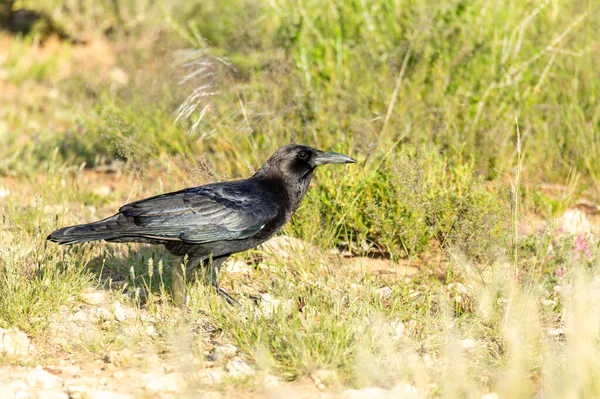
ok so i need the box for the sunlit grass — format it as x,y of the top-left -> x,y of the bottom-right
0,0 -> 599,396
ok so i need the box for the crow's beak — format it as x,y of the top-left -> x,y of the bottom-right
314,150 -> 356,166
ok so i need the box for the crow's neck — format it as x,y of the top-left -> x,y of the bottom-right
253,170 -> 313,218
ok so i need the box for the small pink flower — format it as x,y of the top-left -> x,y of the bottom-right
536,224 -> 545,234
519,223 -> 527,235
574,235 -> 593,260
556,266 -> 567,278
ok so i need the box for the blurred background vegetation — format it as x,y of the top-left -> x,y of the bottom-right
2,1 -> 600,393
1,0 -> 598,261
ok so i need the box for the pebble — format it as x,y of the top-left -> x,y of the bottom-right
343,387 -> 388,399
260,235 -> 312,261
376,287 -> 392,299
0,327 -> 31,356
264,374 -> 280,388
225,260 -> 251,274
70,389 -> 132,399
106,349 -> 133,366
93,185 -> 112,197
96,307 -> 114,321
312,369 -> 337,389
344,384 -> 422,399
89,391 -> 133,399
548,328 -> 564,336
71,310 -> 89,322
211,344 -> 238,362
145,325 -> 157,336
199,368 -> 225,385
109,68 -> 130,87
225,357 -> 255,378
390,320 -> 405,338
391,383 -> 422,398
113,301 -> 126,322
258,293 -> 293,317
81,291 -> 106,306
26,368 -> 62,389
143,373 -> 187,393
459,339 -> 476,350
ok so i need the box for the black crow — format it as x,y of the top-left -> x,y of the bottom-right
48,145 -> 355,306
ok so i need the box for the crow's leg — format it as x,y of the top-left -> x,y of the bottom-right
217,287 -> 241,306
202,256 -> 240,306
172,255 -> 202,308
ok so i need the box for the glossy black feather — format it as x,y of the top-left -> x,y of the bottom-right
117,181 -> 279,244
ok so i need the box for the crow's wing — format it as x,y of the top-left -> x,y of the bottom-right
117,182 -> 278,244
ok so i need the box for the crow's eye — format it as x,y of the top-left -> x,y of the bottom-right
297,151 -> 309,160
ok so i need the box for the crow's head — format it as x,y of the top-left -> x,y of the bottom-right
255,144 -> 355,182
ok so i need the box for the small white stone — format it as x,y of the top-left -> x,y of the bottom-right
107,349 -> 133,366
144,373 -> 187,393
113,301 -> 126,322
93,185 -> 112,197
46,391 -> 71,399
225,260 -> 251,274
69,388 -> 131,399
548,328 -> 564,336
226,357 -> 255,378
96,307 -> 114,321
460,339 -> 476,350
376,287 -> 392,299
124,307 -> 138,320
4,380 -> 31,399
0,187 -> 10,197
71,310 -> 89,322
81,291 -> 106,305
48,88 -> 60,99
312,369 -> 337,389
26,368 -> 62,389
259,295 -> 294,318
260,235 -> 312,261
43,204 -> 68,214
390,320 -> 405,338
456,283 -> 469,294
0,327 -> 31,356
408,290 -> 420,299
199,369 -> 225,385
145,325 -> 157,336
391,383 -> 422,398
88,391 -> 132,399
542,298 -> 557,307
343,387 -> 388,399
211,344 -> 238,362
422,353 -> 434,367
349,283 -> 361,292
264,374 -> 280,388
109,67 -> 130,86
261,293 -> 273,302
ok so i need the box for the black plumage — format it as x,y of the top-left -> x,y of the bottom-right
48,144 -> 355,305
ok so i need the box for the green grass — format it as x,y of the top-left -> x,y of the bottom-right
1,0 -> 600,396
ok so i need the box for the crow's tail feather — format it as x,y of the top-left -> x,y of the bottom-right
47,215 -> 122,245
